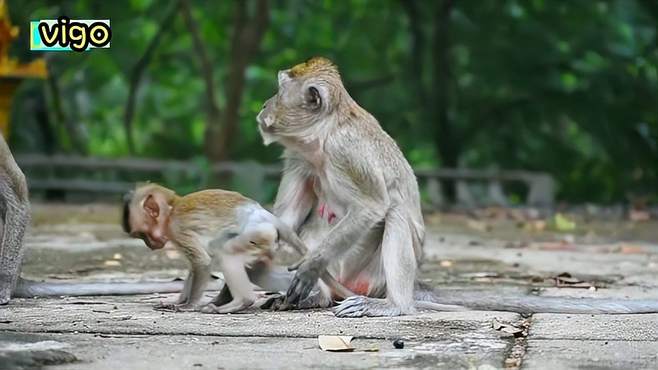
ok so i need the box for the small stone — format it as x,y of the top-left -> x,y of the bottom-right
392,339 -> 404,349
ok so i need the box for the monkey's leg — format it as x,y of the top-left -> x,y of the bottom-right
334,207 -> 416,317
209,261 -> 278,308
0,182 -> 29,305
209,284 -> 233,307
155,243 -> 211,311
154,270 -> 197,311
201,254 -> 255,314
202,226 -> 280,314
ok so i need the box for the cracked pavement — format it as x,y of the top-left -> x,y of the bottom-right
1,204 -> 658,369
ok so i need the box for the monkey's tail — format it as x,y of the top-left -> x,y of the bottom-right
13,278 -> 184,298
419,288 -> 658,314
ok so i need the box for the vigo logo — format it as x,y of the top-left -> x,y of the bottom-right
30,16 -> 111,52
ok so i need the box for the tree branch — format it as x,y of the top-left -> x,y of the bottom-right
180,0 -> 223,160
124,0 -> 180,154
400,0 -> 428,106
45,57 -> 87,154
214,0 -> 270,162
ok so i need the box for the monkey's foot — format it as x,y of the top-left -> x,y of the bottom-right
200,299 -> 254,314
261,291 -> 331,311
260,293 -> 292,310
334,296 -> 408,317
199,303 -> 221,314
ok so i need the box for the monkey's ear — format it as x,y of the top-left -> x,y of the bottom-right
143,194 -> 160,218
305,86 -> 322,109
121,191 -> 134,233
278,70 -> 291,86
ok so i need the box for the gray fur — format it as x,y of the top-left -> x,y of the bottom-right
259,58 -> 658,317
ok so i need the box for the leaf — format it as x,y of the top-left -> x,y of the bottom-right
526,220 -> 547,232
618,244 -> 646,254
492,318 -> 527,338
466,219 -> 492,232
318,336 -> 354,352
629,210 -> 650,222
551,272 -> 597,289
553,213 -> 576,231
553,272 -> 583,284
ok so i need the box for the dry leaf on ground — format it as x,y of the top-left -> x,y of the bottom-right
466,219 -> 492,232
617,244 -> 646,254
318,336 -> 354,352
535,241 -> 576,251
551,272 -> 597,289
629,209 -> 650,222
491,318 -> 527,338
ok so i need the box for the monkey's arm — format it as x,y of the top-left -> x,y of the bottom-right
273,217 -> 355,300
272,154 -> 316,230
287,161 -> 389,303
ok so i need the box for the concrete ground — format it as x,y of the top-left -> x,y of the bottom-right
1,204 -> 658,370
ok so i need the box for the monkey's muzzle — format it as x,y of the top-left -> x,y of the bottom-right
257,107 -> 276,131
133,232 -> 166,250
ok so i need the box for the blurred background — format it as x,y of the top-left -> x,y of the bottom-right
3,0 -> 657,208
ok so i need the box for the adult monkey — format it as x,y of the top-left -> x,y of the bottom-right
257,57 -> 658,317
0,134 -> 182,304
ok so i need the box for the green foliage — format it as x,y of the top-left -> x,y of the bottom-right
6,0 -> 658,203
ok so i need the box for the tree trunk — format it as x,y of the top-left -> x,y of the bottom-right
214,0 -> 269,162
432,0 -> 457,201
45,59 -> 87,155
182,0 -> 269,163
124,0 -> 180,154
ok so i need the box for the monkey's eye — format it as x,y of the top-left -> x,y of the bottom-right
305,86 -> 321,109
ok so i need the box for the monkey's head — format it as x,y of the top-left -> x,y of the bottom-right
257,57 -> 345,145
122,183 -> 176,250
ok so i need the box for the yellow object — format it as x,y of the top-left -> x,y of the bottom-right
553,213 -> 576,231
0,0 -> 47,138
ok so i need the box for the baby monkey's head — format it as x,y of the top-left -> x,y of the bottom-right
122,183 -> 176,250
257,57 -> 346,145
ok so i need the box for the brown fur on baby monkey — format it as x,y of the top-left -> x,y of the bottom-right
122,183 -> 352,314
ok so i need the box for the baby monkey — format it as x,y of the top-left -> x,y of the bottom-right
122,183 -> 351,314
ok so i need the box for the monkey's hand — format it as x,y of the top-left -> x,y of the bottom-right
286,256 -> 326,304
